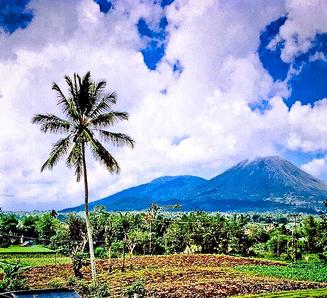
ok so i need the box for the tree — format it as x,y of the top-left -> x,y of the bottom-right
19,215 -> 39,239
65,214 -> 88,278
32,71 -> 134,285
36,212 -> 59,243
302,215 -> 318,253
144,203 -> 160,254
0,213 -> 19,247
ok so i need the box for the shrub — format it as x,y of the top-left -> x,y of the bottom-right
48,277 -> 65,289
126,279 -> 146,298
0,261 -> 29,292
95,246 -> 106,258
77,280 -> 111,297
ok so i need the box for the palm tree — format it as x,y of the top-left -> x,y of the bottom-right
32,71 -> 134,285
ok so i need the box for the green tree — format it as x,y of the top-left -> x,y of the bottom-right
32,71 -> 134,285
19,215 -> 39,239
302,215 -> 319,253
36,212 -> 59,242
0,213 -> 19,247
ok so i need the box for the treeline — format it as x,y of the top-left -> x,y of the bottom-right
1,206 -> 327,270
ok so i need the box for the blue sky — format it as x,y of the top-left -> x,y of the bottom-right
1,0 -> 327,210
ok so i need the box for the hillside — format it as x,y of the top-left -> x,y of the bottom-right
62,156 -> 327,213
62,175 -> 207,212
185,156 -> 327,213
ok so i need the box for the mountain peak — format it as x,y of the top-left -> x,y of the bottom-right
62,156 -> 327,214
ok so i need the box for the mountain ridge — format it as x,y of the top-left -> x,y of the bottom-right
61,156 -> 327,214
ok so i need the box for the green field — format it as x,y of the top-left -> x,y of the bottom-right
233,288 -> 327,297
1,256 -> 71,268
0,245 -> 54,254
236,261 -> 327,283
0,245 -> 70,273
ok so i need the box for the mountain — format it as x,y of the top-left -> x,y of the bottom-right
62,156 -> 327,213
62,175 -> 207,212
184,156 -> 327,213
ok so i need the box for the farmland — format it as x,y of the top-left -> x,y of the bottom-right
1,209 -> 327,296
15,255 -> 327,297
0,245 -> 54,254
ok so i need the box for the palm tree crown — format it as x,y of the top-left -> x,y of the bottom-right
32,71 -> 135,180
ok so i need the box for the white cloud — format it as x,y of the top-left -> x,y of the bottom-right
0,0 -> 326,211
287,99 -> 327,152
269,0 -> 327,63
301,157 -> 327,181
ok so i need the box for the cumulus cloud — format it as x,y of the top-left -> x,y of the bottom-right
301,156 -> 327,181
287,99 -> 327,151
269,0 -> 327,63
0,0 -> 326,210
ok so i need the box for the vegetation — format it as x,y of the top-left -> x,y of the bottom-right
233,288 -> 327,297
1,207 -> 327,296
1,257 -> 71,268
20,255 -> 326,297
31,71 -> 134,285
1,208 -> 327,263
0,261 -> 29,292
0,245 -> 54,254
236,261 -> 327,283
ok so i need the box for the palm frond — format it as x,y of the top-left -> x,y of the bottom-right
84,129 -> 120,174
66,141 -> 83,181
64,74 -> 83,116
77,72 -> 93,114
64,75 -> 77,101
97,130 -> 135,148
89,91 -> 117,117
41,135 -> 72,172
32,113 -> 72,134
52,82 -> 80,120
90,111 -> 129,128
85,80 -> 107,116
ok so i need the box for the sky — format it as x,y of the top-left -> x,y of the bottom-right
1,0 -> 327,211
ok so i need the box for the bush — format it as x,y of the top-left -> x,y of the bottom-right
95,246 -> 106,258
48,277 -> 65,289
77,280 -> 111,298
126,279 -> 146,298
111,241 -> 124,258
66,276 -> 77,287
0,261 -> 29,292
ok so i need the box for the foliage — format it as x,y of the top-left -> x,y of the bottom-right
1,256 -> 70,269
0,213 -> 19,247
0,245 -> 54,254
52,213 -> 88,278
0,261 -> 29,292
77,280 -> 111,297
126,279 -> 146,298
236,261 -> 327,283
36,212 -> 59,242
22,254 -> 325,298
232,287 -> 327,297
2,210 -> 327,262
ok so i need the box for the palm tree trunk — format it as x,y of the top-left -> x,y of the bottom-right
108,245 -> 112,272
82,142 -> 97,286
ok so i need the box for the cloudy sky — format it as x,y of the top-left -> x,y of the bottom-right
1,0 -> 327,211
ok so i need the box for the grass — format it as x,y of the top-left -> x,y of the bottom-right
232,287 -> 327,297
0,256 -> 71,273
0,245 -> 69,273
236,261 -> 327,283
0,245 -> 54,254
2,256 -> 71,267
